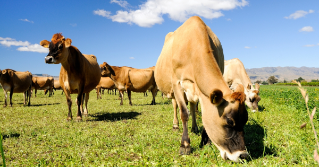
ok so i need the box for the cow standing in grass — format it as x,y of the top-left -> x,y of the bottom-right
100,63 -> 157,105
31,76 -> 54,97
96,77 -> 116,99
224,58 -> 261,112
155,16 -> 248,162
0,69 -> 32,107
40,33 -> 101,121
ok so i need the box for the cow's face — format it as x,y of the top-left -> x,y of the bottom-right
0,69 -> 14,82
245,83 -> 261,112
100,62 -> 115,77
40,33 -> 72,64
201,84 -> 248,162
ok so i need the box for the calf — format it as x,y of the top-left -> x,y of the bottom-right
0,69 -> 32,107
40,33 -> 101,121
155,16 -> 248,162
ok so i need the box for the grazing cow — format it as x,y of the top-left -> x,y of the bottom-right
224,58 -> 261,112
31,76 -> 54,97
0,69 -> 32,107
154,16 -> 248,162
44,79 -> 63,95
40,33 -> 101,121
96,77 -> 116,99
100,63 -> 157,105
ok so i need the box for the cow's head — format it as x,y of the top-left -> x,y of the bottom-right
40,33 -> 72,64
201,84 -> 248,162
100,62 -> 115,77
0,69 -> 15,82
244,83 -> 261,112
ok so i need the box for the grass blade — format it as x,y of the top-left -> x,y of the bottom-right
0,131 -> 6,167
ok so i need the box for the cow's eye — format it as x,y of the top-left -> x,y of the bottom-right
226,118 -> 234,126
58,44 -> 63,49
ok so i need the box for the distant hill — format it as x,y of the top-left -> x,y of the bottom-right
246,66 -> 319,82
32,74 -> 59,80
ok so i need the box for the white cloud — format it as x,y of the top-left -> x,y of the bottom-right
303,44 -> 315,47
94,9 -> 111,18
299,26 -> 314,32
284,10 -> 314,19
94,0 -> 249,27
70,23 -> 77,27
244,46 -> 250,49
0,37 -> 48,53
227,18 -> 231,21
129,57 -> 135,59
111,0 -> 129,8
19,19 -> 34,23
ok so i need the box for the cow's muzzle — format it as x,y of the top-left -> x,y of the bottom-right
45,56 -> 54,64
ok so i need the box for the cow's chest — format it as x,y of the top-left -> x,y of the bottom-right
2,83 -> 11,91
180,80 -> 199,103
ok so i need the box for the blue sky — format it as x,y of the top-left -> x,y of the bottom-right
0,0 -> 318,76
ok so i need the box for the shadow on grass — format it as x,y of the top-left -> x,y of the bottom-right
2,133 -> 20,140
258,105 -> 266,111
28,103 -> 61,107
88,111 -> 141,122
245,118 -> 277,159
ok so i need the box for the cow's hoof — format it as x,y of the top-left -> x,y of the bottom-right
67,117 -> 72,121
179,146 -> 191,155
3,105 -> 7,107
173,125 -> 179,131
76,117 -> 82,122
83,113 -> 88,117
191,127 -> 199,134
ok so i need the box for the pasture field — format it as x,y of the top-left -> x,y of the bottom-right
0,85 -> 319,166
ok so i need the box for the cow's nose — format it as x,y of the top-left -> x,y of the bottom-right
239,153 -> 249,159
45,56 -> 52,63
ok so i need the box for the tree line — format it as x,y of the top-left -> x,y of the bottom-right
254,76 -> 319,86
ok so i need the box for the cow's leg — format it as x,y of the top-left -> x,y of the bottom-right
3,90 -> 7,107
199,127 -> 211,148
115,89 -> 117,95
127,90 -> 132,106
119,91 -> 124,105
27,87 -> 31,106
34,89 -> 37,98
172,82 -> 191,155
76,93 -> 84,121
9,87 -> 14,107
151,88 -> 157,105
96,87 -> 101,99
79,93 -> 84,114
65,90 -> 73,121
190,102 -> 199,134
23,91 -> 26,105
83,93 -> 89,116
172,98 -> 179,130
49,88 -> 53,97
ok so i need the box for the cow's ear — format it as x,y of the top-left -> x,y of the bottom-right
254,83 -> 260,91
9,70 -> 14,77
246,84 -> 251,90
2,70 -> 7,74
210,89 -> 223,105
40,40 -> 50,48
65,38 -> 72,48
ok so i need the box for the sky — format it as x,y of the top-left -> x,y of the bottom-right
0,0 -> 318,76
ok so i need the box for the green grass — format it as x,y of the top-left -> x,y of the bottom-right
0,85 -> 318,166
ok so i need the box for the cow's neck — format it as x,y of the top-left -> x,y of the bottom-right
60,46 -> 83,78
108,66 -> 121,82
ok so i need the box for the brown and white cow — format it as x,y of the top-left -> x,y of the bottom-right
100,63 -> 157,105
0,69 -> 32,107
224,58 -> 261,112
155,16 -> 248,162
40,33 -> 101,121
31,76 -> 54,97
96,76 -> 116,99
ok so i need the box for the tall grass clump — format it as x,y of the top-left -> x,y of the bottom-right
294,80 -> 319,163
0,130 -> 6,167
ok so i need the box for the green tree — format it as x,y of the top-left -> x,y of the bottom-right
262,81 -> 268,85
296,77 -> 304,82
267,76 -> 278,85
311,79 -> 319,82
255,80 -> 262,84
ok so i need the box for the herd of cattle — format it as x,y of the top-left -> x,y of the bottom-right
0,16 -> 261,162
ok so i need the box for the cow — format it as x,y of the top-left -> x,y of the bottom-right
0,69 -> 32,107
40,33 -> 101,121
96,76 -> 116,99
100,63 -> 157,105
31,76 -> 54,97
154,16 -> 248,162
224,58 -> 261,112
44,79 -> 63,95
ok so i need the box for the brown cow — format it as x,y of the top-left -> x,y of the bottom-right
154,16 -> 248,162
224,58 -> 261,112
44,79 -> 63,95
0,69 -> 32,107
100,63 -> 157,105
96,76 -> 116,99
31,76 -> 54,97
40,33 -> 101,121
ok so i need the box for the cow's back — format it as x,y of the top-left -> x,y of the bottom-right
98,77 -> 115,89
224,58 -> 252,88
